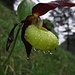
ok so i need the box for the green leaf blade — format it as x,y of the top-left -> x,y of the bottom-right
17,0 -> 34,21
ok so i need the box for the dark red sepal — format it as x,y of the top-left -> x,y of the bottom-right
32,1 -> 75,16
63,2 -> 75,7
6,23 -> 18,51
54,0 -> 75,7
32,3 -> 59,16
21,16 -> 32,57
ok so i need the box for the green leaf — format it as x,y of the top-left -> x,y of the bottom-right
17,0 -> 34,21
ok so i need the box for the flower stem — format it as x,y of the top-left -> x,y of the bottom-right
2,25 -> 21,68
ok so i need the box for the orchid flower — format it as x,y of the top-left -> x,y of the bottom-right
6,0 -> 75,57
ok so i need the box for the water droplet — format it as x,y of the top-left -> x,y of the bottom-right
50,51 -> 53,55
38,34 -> 40,37
34,38 -> 36,40
43,51 -> 46,54
40,39 -> 42,42
48,35 -> 51,37
49,44 -> 51,46
47,44 -> 50,49
34,48 -> 36,51
27,57 -> 30,60
48,51 -> 50,53
44,32 -> 47,34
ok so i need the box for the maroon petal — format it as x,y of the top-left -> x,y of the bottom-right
63,2 -> 75,7
32,1 -> 75,16
6,23 -> 18,51
32,3 -> 59,16
57,0 -> 66,1
21,17 -> 32,57
52,0 -> 75,7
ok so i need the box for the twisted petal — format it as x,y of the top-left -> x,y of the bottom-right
54,0 -> 75,7
32,0 -> 75,16
21,16 -> 32,57
6,23 -> 18,51
32,3 -> 58,16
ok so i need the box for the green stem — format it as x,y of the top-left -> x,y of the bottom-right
2,25 -> 21,68
27,58 -> 33,74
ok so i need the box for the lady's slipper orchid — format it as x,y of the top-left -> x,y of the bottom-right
6,0 -> 75,57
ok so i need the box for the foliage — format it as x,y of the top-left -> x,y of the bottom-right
0,0 -> 16,10
17,0 -> 34,21
0,0 -> 75,75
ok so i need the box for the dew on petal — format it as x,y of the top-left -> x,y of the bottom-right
38,34 -> 40,37
34,38 -> 37,40
44,32 -> 47,34
40,39 -> 42,42
46,44 -> 50,50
